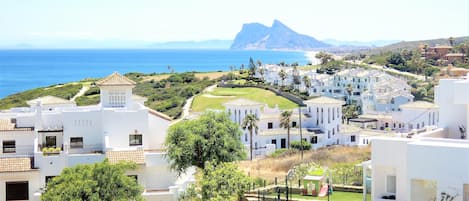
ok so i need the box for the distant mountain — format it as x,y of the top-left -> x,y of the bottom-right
149,40 -> 232,49
231,20 -> 330,50
321,39 -> 400,47
0,39 -> 233,49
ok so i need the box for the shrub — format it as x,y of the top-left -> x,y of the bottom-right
291,141 -> 311,150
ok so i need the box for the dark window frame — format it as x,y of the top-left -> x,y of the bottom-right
2,140 -> 16,153
70,137 -> 83,149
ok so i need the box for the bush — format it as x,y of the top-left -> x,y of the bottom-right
291,141 -> 311,150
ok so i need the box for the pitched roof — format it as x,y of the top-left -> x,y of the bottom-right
304,96 -> 345,105
106,149 -> 145,165
399,101 -> 438,109
26,95 -> 74,106
96,72 -> 136,86
0,157 -> 32,172
148,108 -> 172,121
223,98 -> 263,106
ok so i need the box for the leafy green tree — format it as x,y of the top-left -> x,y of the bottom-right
315,51 -> 334,65
179,162 -> 251,201
278,69 -> 287,86
41,160 -> 143,201
165,111 -> 245,175
342,105 -> 359,124
280,110 -> 293,149
386,52 -> 406,66
242,114 -> 258,160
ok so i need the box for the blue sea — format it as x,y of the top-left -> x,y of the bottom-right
0,49 -> 309,98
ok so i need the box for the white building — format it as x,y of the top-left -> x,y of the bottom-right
257,65 -> 413,114
224,96 -> 360,158
0,72 -> 194,201
369,76 -> 469,201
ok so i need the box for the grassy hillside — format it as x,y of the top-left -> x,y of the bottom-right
0,83 -> 83,110
0,72 -> 225,119
363,36 -> 469,55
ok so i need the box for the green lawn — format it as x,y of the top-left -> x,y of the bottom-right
268,191 -> 370,201
191,87 -> 298,112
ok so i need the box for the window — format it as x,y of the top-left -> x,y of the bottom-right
45,136 -> 57,148
268,122 -> 273,129
310,136 -> 318,144
6,181 -> 28,201
45,176 -> 56,184
271,139 -> 277,146
129,134 -> 143,146
386,175 -> 397,194
70,137 -> 83,149
2,140 -> 15,153
292,121 -> 297,128
245,134 -> 248,142
109,90 -> 126,107
351,135 -> 356,142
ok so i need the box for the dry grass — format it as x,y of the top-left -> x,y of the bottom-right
141,71 -> 229,82
237,146 -> 371,184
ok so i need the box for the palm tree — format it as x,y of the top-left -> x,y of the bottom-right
280,110 -> 293,149
302,75 -> 311,92
258,67 -> 265,80
423,44 -> 429,61
257,60 -> 262,67
242,114 -> 258,160
278,69 -> 287,87
346,84 -> 353,104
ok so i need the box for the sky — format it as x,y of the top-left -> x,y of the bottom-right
0,0 -> 468,45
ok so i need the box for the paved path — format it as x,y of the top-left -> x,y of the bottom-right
71,86 -> 89,101
172,84 -> 218,124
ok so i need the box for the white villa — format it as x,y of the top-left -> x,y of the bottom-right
224,96 -> 362,158
368,76 -> 469,201
257,65 -> 413,114
0,72 -> 194,201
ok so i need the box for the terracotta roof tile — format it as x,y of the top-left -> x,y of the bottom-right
96,72 -> 136,86
106,149 -> 145,165
0,157 -> 31,172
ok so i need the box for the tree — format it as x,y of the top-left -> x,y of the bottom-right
386,52 -> 406,66
241,114 -> 259,160
280,110 -> 293,149
258,67 -> 265,80
179,162 -> 251,201
292,66 -> 301,90
449,36 -> 455,46
256,59 -> 262,67
278,69 -> 287,86
248,57 -> 256,77
41,160 -> 143,201
165,111 -> 245,176
315,51 -> 334,65
302,75 -> 312,91
342,105 -> 359,124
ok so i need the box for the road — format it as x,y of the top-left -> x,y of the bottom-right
346,60 -> 425,81
172,83 -> 217,124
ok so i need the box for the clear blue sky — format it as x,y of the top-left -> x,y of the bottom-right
0,0 -> 468,44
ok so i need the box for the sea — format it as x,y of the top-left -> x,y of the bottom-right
0,49 -> 311,98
